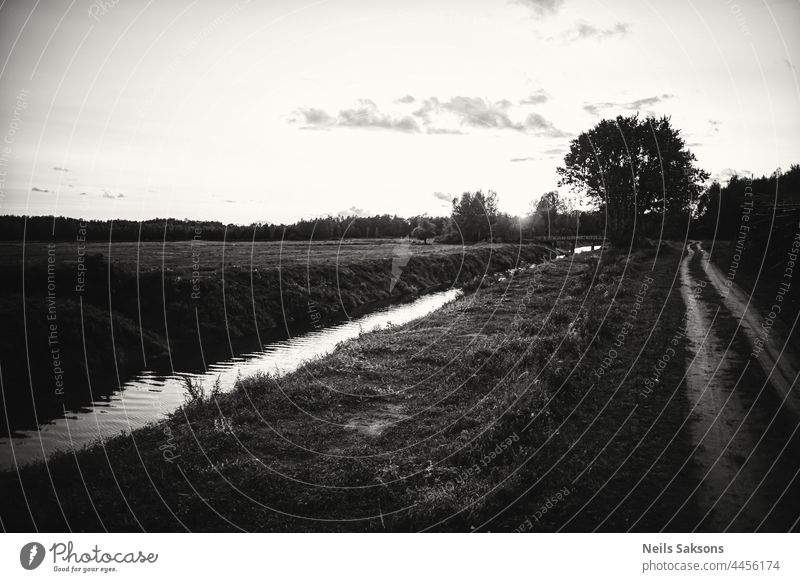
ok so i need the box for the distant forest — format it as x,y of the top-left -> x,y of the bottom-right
695,164 -> 800,238
1,164 -> 797,243
0,213 -> 438,242
0,204 -> 605,243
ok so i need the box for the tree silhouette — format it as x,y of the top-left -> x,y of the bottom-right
695,164 -> 800,239
449,190 -> 499,243
557,114 -> 708,245
411,218 -> 437,244
529,191 -> 564,236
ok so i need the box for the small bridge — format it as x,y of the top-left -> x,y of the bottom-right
526,235 -> 606,254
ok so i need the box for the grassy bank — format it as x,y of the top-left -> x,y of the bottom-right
1,244 -> 700,531
0,240 -> 551,434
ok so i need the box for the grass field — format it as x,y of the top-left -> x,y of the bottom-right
0,239 -> 554,434
1,244 -> 700,531
0,238 -> 486,273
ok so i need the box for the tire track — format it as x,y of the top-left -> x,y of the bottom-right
676,242 -> 800,531
697,242 -> 800,414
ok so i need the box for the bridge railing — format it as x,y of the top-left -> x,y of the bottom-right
520,235 -> 606,254
524,235 -> 606,243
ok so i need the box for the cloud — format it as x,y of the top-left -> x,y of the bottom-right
512,0 -> 564,16
101,191 -> 125,199
294,107 -> 335,128
31,187 -> 49,192
426,127 -> 464,135
567,22 -> 630,41
395,95 -> 415,104
292,96 -> 568,137
79,192 -> 88,196
520,90 -> 549,105
523,112 -> 570,137
416,96 -> 518,130
510,148 -> 565,162
631,95 -> 671,109
291,100 -> 419,132
416,96 -> 569,136
337,206 -> 365,218
709,120 -> 721,132
338,100 -> 420,132
432,191 -> 453,202
583,94 -> 674,116
53,166 -> 70,172
713,168 -> 751,183
582,104 -> 601,115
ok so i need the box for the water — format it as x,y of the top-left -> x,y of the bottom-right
0,288 -> 462,468
573,245 -> 600,254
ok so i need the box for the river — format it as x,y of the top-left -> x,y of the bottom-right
0,288 -> 462,469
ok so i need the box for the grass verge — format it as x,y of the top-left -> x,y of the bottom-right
0,244 -> 699,531
0,241 -> 551,434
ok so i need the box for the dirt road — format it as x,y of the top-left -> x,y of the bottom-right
672,241 -> 800,531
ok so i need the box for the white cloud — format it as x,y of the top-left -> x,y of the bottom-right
584,94 -> 674,116
512,0 -> 564,16
566,22 -> 630,41
292,96 -> 568,137
520,90 -> 549,105
291,100 -> 419,132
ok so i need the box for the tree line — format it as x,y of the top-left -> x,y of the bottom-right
0,204 -> 606,244
0,214 -> 447,242
694,164 -> 800,239
3,113 -> 794,246
552,113 -> 797,245
0,198 -> 605,244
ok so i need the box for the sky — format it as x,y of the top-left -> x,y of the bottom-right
0,0 -> 798,224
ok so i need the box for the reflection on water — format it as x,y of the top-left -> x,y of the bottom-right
0,289 -> 462,468
573,245 -> 599,254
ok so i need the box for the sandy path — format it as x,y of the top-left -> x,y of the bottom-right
697,243 -> 800,414
677,243 -> 771,530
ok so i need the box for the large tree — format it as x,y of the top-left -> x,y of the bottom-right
529,190 -> 565,236
411,218 -> 437,243
449,190 -> 499,242
556,114 -> 708,244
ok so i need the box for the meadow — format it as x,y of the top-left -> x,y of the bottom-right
0,239 -> 553,434
1,245 -> 708,531
0,238 -> 486,273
